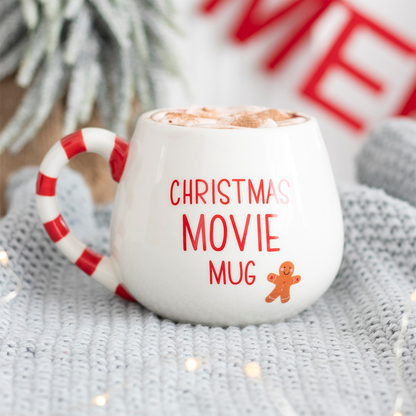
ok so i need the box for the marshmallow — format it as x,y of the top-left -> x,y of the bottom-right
186,106 -> 226,119
256,109 -> 291,122
159,112 -> 216,126
230,114 -> 276,128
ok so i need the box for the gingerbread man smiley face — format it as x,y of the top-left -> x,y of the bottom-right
265,261 -> 301,304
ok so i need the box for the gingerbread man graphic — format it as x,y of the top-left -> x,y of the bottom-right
265,261 -> 301,304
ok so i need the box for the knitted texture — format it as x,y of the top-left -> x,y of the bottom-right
356,118 -> 416,206
1,128 -> 416,415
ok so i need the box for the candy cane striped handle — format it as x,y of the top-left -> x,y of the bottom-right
36,128 -> 135,302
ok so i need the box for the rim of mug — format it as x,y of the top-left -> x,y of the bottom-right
141,108 -> 314,132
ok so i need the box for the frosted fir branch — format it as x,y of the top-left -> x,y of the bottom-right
142,56 -> 157,108
64,0 -> 85,19
128,0 -> 149,62
163,0 -> 174,14
96,69 -> 113,129
0,0 -> 181,151
42,0 -> 61,20
127,0 -> 153,110
103,46 -> 127,136
144,16 -> 180,78
142,0 -> 180,34
116,0 -> 131,34
64,36 -> 99,134
0,51 -> 45,152
78,61 -> 100,124
16,19 -> 47,87
64,6 -> 91,65
89,0 -> 130,49
0,7 -> 25,56
63,54 -> 90,134
0,38 -> 27,80
20,0 -> 39,30
0,0 -> 18,18
153,0 -> 174,16
9,51 -> 67,153
131,48 -> 152,111
45,6 -> 64,56
78,37 -> 101,124
102,44 -> 120,111
141,9 -> 176,87
113,49 -> 134,137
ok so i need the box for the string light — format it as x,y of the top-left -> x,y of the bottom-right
185,357 -> 201,372
93,394 -> 107,407
244,362 -> 261,378
392,289 -> 416,416
0,248 -> 8,267
0,246 -> 22,306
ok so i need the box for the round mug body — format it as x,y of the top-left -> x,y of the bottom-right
109,111 -> 344,326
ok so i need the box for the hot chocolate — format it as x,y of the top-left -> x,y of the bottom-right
151,106 -> 307,129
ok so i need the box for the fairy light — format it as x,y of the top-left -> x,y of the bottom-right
244,362 -> 261,378
185,357 -> 201,372
94,394 -> 107,406
0,249 -> 8,267
392,289 -> 416,416
0,246 -> 22,306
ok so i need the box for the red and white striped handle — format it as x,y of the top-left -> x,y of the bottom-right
36,128 -> 135,301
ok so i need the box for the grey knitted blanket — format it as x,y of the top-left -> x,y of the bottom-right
0,119 -> 415,416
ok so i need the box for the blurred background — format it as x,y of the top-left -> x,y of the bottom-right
0,0 -> 415,213
163,0 -> 416,182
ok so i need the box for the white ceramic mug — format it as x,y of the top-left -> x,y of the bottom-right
36,109 -> 344,326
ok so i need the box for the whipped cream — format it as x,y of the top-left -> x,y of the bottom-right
151,106 -> 307,129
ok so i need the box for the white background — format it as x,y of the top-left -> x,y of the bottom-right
160,0 -> 416,182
